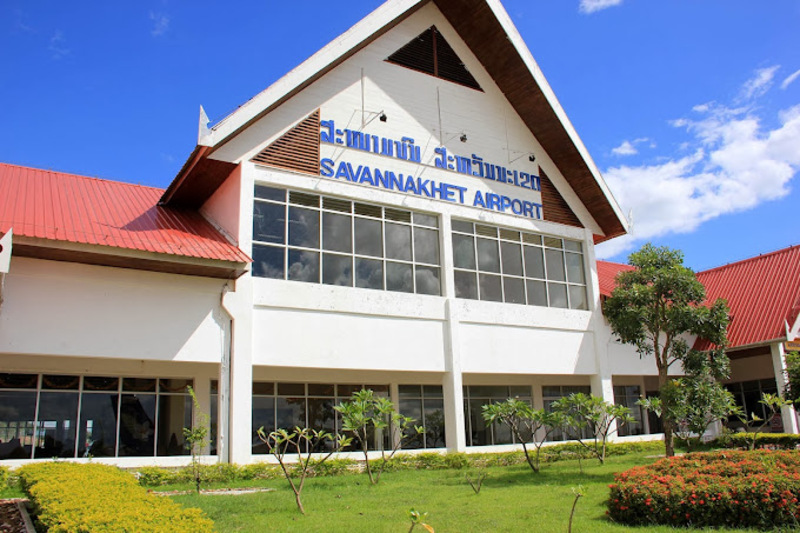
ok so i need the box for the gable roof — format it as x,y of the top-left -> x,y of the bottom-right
597,246 -> 800,350
161,0 -> 627,242
0,163 -> 250,279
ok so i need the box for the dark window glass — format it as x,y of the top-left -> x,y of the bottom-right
526,280 -> 547,307
253,201 -> 285,244
288,206 -> 319,248
423,398 -> 445,448
479,273 -> 502,302
454,270 -> 478,299
385,208 -> 411,223
123,378 -> 157,392
253,382 -> 275,395
386,261 -> 413,293
118,394 -> 156,456
503,277 -> 526,304
452,220 -> 473,233
252,396 -> 275,454
84,377 -> 119,391
78,393 -> 118,457
423,385 -> 444,398
252,245 -> 284,279
399,385 -> 422,399
287,249 -> 319,282
452,234 -> 476,269
322,253 -> 353,286
276,397 -> 305,431
278,383 -> 306,396
523,246 -> 545,279
41,375 -> 79,390
307,398 -> 336,451
323,197 -> 351,213
354,218 -> 382,257
545,249 -> 566,281
385,223 -> 412,261
0,391 -> 36,459
159,379 -> 192,393
322,212 -> 352,253
34,392 -> 79,458
476,238 -> 500,273
255,185 -> 285,202
355,258 -> 383,290
501,241 -> 523,276
308,384 -> 335,397
399,398 -> 423,449
289,191 -> 319,207
415,266 -> 440,296
414,228 -> 439,265
157,395 -> 191,456
0,374 -> 37,389
549,283 -> 569,308
414,213 -> 438,228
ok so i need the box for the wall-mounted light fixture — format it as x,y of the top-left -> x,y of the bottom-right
460,134 -> 468,142
528,154 -> 536,162
379,113 -> 387,122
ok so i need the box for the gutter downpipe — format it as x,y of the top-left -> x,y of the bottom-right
218,282 -> 234,464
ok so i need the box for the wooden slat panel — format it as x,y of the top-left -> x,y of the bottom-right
540,168 -> 583,229
251,109 -> 321,175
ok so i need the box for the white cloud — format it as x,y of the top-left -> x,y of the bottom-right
149,12 -> 170,37
48,30 -> 69,60
611,137 -> 651,156
782,69 -> 800,90
597,103 -> 800,259
738,65 -> 780,101
579,0 -> 623,14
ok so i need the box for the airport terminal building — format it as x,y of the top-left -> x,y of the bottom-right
0,0 -> 796,465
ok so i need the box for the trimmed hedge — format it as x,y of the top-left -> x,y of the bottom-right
608,450 -> 800,530
716,433 -> 800,450
18,462 -> 214,533
135,440 -> 666,487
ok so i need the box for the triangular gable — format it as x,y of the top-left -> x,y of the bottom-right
539,168 -> 582,229
251,110 -> 320,175
162,0 -> 627,241
387,26 -> 481,90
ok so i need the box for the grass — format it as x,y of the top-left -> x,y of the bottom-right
168,453 -> 763,532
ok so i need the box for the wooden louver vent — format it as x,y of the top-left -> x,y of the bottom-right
251,110 -> 320,175
539,168 -> 583,228
386,26 -> 482,91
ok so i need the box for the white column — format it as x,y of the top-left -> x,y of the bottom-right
771,342 -> 799,434
440,214 -> 466,452
192,370 -> 212,456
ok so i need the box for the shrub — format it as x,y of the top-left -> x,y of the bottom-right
0,465 -> 8,487
136,466 -> 179,487
608,450 -> 800,529
713,433 -> 800,450
18,462 -> 213,533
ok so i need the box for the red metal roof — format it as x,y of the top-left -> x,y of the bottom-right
695,246 -> 800,350
0,163 -> 250,264
596,260 -> 634,298
598,248 -> 800,350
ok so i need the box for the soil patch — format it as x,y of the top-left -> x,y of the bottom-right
0,499 -> 30,533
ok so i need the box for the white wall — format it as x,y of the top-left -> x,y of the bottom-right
0,257 -> 227,363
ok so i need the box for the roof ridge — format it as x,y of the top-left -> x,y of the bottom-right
0,162 -> 166,194
698,244 -> 800,277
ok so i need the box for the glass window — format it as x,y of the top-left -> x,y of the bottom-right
157,395 -> 191,456
500,242 -> 523,276
452,234 -> 476,269
385,223 -> 412,261
253,202 -> 285,244
322,212 -> 352,253
386,262 -> 413,293
354,218 -> 382,257
0,391 -> 36,459
476,238 -> 500,273
454,270 -> 478,299
287,249 -> 319,283
118,394 -> 157,457
322,253 -> 352,286
252,245 -> 284,279
288,206 -> 319,248
78,393 -> 118,457
355,258 -> 383,290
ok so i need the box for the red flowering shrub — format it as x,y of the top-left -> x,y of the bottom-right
608,450 -> 800,529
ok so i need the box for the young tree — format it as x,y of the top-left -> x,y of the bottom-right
735,393 -> 791,450
603,243 -> 729,457
783,351 -> 800,404
481,398 -> 563,473
256,426 -> 351,515
552,393 -> 633,464
183,386 -> 210,494
334,389 -> 423,485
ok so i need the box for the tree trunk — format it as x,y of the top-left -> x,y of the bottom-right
658,363 -> 676,457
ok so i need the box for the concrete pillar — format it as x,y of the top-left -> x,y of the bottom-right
771,342 -> 799,434
440,214 -> 466,452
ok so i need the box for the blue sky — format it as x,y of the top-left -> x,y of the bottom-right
1,1 -> 798,271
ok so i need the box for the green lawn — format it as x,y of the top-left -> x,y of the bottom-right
168,453 -> 761,532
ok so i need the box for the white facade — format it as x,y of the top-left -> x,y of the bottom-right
0,0 -> 679,467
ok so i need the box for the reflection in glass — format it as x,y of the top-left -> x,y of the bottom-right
476,238 -> 500,273
385,223 -> 412,261
355,258 -> 383,290
0,391 -> 36,459
569,286 -> 588,310
479,273 -> 502,302
307,398 -> 336,452
157,395 -> 191,456
288,250 -> 319,282
399,398 -> 423,449
423,399 -> 445,448
322,253 -> 352,286
545,249 -> 566,281
452,234 -> 476,269
500,242 -> 523,276
523,245 -> 545,279
252,245 -> 284,279
386,262 -> 413,293
78,393 -> 118,457
276,397 -> 305,431
34,392 -> 79,459
414,228 -> 439,265
503,277 -> 525,304
322,212 -> 352,253
415,266 -> 440,296
354,218 -> 382,257
454,270 -> 478,299
527,280 -> 547,307
288,206 -> 319,248
548,283 -> 569,309
253,202 -> 285,244
565,252 -> 585,284
118,394 -> 156,457
252,396 -> 275,454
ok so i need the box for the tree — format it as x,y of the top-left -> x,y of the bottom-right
735,393 -> 791,450
783,351 -> 800,404
334,389 -> 423,485
481,398 -> 563,473
183,386 -> 210,494
256,426 -> 350,514
603,243 -> 729,457
551,393 -> 633,464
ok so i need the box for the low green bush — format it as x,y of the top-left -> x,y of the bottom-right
0,465 -> 8,487
18,462 -> 213,533
608,450 -> 800,529
713,432 -> 800,450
